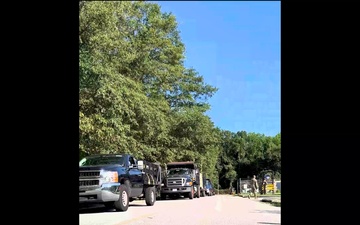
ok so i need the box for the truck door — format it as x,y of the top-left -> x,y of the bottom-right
128,156 -> 143,196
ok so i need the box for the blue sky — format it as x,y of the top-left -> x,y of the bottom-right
155,1 -> 280,137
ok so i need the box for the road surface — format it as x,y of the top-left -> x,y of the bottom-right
79,195 -> 281,225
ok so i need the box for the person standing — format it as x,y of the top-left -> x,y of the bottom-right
262,179 -> 267,195
248,175 -> 259,199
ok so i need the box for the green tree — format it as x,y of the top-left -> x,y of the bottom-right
79,1 -> 219,167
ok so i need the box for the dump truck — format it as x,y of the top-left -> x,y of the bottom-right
160,161 -> 201,200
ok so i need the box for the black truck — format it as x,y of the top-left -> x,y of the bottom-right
79,154 -> 162,211
160,161 -> 201,200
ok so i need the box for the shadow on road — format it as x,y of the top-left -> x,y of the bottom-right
252,209 -> 280,214
157,195 -> 205,201
257,222 -> 280,224
129,203 -> 147,207
79,205 -> 115,214
79,202 -> 148,214
79,197 -> 198,214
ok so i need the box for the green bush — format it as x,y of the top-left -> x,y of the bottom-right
218,189 -> 231,195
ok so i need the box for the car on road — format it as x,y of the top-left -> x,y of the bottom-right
204,178 -> 216,196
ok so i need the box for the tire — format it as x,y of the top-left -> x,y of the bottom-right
202,190 -> 206,197
188,186 -> 194,199
124,180 -> 131,196
145,186 -> 156,206
114,185 -> 129,212
196,186 -> 201,198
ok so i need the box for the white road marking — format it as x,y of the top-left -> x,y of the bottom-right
215,196 -> 222,212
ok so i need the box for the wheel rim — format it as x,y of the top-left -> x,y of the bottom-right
121,191 -> 128,207
151,190 -> 154,203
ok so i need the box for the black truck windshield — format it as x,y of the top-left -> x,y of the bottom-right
168,168 -> 190,175
79,156 -> 125,166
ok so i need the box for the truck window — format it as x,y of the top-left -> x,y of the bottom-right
79,155 -> 124,166
168,168 -> 190,175
129,156 -> 136,166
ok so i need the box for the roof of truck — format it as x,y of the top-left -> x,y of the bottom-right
166,161 -> 197,169
167,161 -> 195,165
84,154 -> 127,158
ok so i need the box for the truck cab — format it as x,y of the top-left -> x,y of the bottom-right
160,161 -> 200,200
79,154 -> 161,211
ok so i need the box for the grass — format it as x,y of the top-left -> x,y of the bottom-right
270,201 -> 281,207
233,193 -> 281,198
259,193 -> 281,197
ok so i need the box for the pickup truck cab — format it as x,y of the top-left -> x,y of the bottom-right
79,154 -> 161,211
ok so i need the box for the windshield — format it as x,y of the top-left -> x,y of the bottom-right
205,180 -> 213,189
79,155 -> 125,167
167,168 -> 191,175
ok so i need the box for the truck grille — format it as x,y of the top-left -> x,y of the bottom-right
79,170 -> 101,188
167,178 -> 185,187
79,180 -> 99,186
80,171 -> 100,177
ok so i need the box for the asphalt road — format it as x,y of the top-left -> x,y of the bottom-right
79,195 -> 281,225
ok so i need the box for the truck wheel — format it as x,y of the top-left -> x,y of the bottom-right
114,185 -> 129,212
188,186 -> 194,199
202,190 -> 206,197
145,186 -> 156,206
124,180 -> 131,196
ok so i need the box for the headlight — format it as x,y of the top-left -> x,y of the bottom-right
100,170 -> 118,184
185,181 -> 193,186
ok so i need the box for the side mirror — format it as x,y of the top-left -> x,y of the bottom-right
137,160 -> 144,170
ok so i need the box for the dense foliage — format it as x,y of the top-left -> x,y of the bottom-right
79,1 -> 281,188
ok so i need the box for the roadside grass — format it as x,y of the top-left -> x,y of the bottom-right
270,201 -> 281,207
259,193 -> 281,197
232,193 -> 281,198
232,192 -> 281,207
